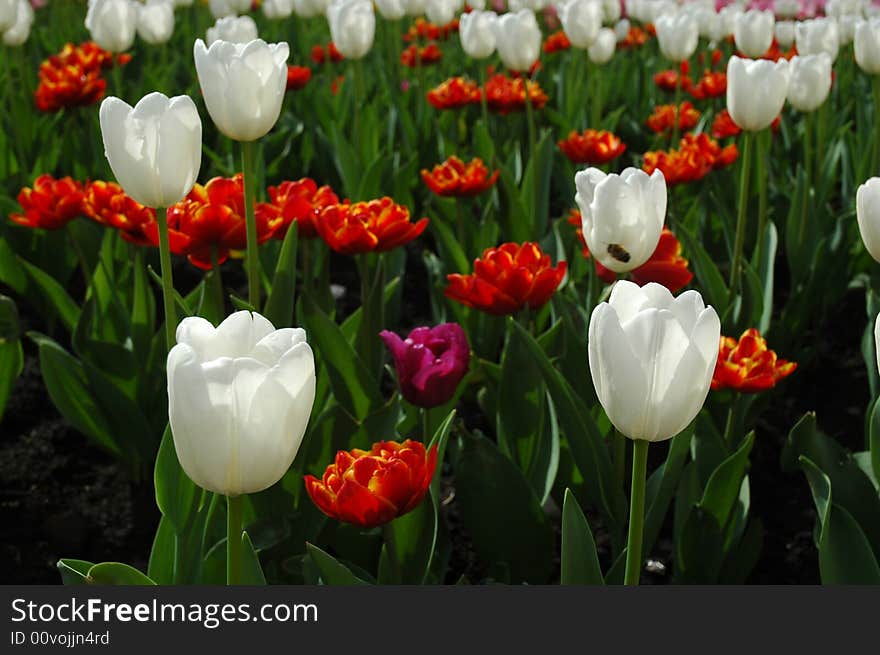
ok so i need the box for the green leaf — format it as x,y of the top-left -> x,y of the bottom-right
30,333 -> 118,455
147,516 -> 176,585
509,319 -> 626,534
19,256 -> 80,333
698,432 -> 755,529
870,396 -> 880,485
57,559 -> 94,586
453,433 -> 554,583
643,427 -> 693,556
154,425 -> 199,535
240,532 -> 267,585
800,457 -> 880,584
306,543 -> 370,585
263,223 -> 299,328
0,297 -> 23,421
561,489 -> 604,585
754,221 -> 777,334
677,224 -> 730,316
301,295 -> 382,421
87,563 -> 156,585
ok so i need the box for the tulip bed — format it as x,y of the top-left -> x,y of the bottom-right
2,0 -> 880,587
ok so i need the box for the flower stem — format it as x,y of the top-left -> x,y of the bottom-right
241,140 -> 260,308
382,522 -> 401,583
422,407 -> 430,442
155,206 -> 177,350
623,439 -> 649,586
671,73 -> 682,146
226,494 -> 243,586
728,130 -> 753,300
478,64 -> 489,131
798,112 -> 812,250
208,245 -> 225,324
754,131 -> 768,262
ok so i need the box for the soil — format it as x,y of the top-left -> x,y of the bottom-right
1,243 -> 867,585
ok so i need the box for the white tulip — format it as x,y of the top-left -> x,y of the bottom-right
655,11 -> 699,62
209,0 -> 251,19
0,0 -> 18,32
875,311 -> 880,378
588,26 -> 617,63
459,10 -> 497,59
855,18 -> 880,74
425,0 -> 457,25
167,312 -> 316,497
137,0 -> 174,45
293,0 -> 332,16
614,18 -> 630,42
838,14 -> 860,45
467,0 -> 486,8
375,0 -> 406,20
825,0 -> 862,18
558,0 -> 603,50
206,15 -> 258,44
796,18 -> 840,61
85,0 -> 137,53
775,20 -> 795,48
693,7 -> 722,43
857,178 -> 880,263
588,281 -> 720,442
2,0 -> 32,46
787,54 -> 832,113
726,56 -> 790,131
326,0 -> 375,60
718,4 -> 743,38
574,167 -> 666,273
263,0 -> 294,18
193,38 -> 289,142
601,0 -> 621,23
402,0 -> 426,16
773,0 -> 799,19
492,9 -> 541,72
734,9 -> 774,58
99,92 -> 202,209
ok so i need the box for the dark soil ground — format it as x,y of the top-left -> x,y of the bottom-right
0,242 -> 867,585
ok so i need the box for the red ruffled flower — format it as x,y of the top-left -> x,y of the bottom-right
315,197 -> 429,255
84,180 -> 156,246
257,178 -> 340,240
711,109 -> 742,139
421,156 -> 499,197
403,17 -> 459,43
712,328 -> 796,393
643,133 -> 737,186
654,61 -> 692,92
310,42 -> 344,65
567,211 -> 693,292
483,73 -> 548,114
618,25 -> 650,49
543,30 -> 571,54
646,101 -> 701,135
304,440 -> 438,528
557,129 -> 627,165
427,77 -> 482,110
690,71 -> 726,100
10,175 -> 85,230
401,42 -> 443,67
445,242 -> 566,315
146,174 -> 275,269
34,42 -> 129,113
286,65 -> 311,91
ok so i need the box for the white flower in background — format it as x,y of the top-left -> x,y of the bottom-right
855,18 -> 880,74
492,9 -> 541,72
773,0 -> 799,19
734,9 -> 774,58
825,0 -> 863,18
796,17 -> 840,61
85,0 -> 137,53
137,0 -> 174,45
2,0 -> 32,46
787,54 -> 832,113
602,0 -> 621,23
425,0 -> 458,25
614,18 -> 630,42
693,7 -> 722,43
655,10 -> 699,62
99,92 -> 202,209
838,14 -> 859,45
167,312 -> 317,496
293,0 -> 332,16
0,0 -> 18,32
209,0 -> 251,19
588,26 -> 617,62
459,10 -> 497,59
206,15 -> 258,44
194,38 -> 289,142
775,20 -> 795,48
574,167 -> 666,273
558,0 -> 603,50
326,0 -> 375,60
726,56 -> 791,131
857,178 -> 880,263
263,0 -> 294,19
718,4 -> 743,38
588,282 -> 720,442
375,0 -> 406,20
401,0 -> 426,16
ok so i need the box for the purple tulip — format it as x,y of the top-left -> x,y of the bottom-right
380,323 -> 471,408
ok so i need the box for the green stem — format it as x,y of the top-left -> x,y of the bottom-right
422,407 -> 430,442
721,394 -> 740,451
728,131 -> 753,299
241,140 -> 260,308
208,245 -> 224,324
67,225 -> 94,294
478,64 -> 490,131
226,494 -> 243,586
798,112 -> 812,250
754,131 -> 767,262
155,206 -> 177,349
623,439 -> 649,586
382,522 -> 401,583
671,72 -> 682,146
523,74 -> 537,231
